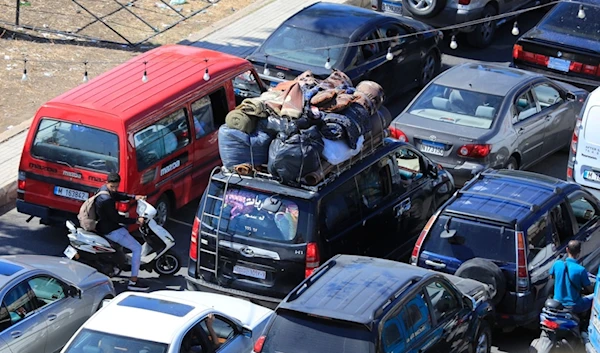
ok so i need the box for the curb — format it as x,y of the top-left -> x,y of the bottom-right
0,118 -> 31,144
0,119 -> 30,216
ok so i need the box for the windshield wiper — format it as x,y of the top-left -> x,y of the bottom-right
55,160 -> 74,169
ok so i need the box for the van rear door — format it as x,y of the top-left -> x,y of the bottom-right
574,104 -> 600,192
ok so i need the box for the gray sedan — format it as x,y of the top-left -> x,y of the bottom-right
390,63 -> 588,185
0,255 -> 115,353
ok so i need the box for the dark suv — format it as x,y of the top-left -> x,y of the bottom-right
253,255 -> 495,353
186,139 -> 455,306
411,169 -> 600,328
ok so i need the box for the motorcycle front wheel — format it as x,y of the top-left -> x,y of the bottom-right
154,250 -> 181,276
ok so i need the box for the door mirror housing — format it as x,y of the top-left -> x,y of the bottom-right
463,295 -> 474,310
427,163 -> 438,177
566,92 -> 576,101
67,285 -> 81,299
241,326 -> 252,338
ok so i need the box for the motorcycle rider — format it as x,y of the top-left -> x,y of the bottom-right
95,172 -> 148,291
549,240 -> 594,315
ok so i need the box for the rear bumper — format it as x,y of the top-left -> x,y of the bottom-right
16,199 -> 77,226
511,62 -> 600,90
495,309 -> 539,328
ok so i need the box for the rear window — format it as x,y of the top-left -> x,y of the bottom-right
31,118 -> 119,173
583,106 -> 600,145
262,312 -> 374,353
200,184 -> 304,243
63,329 -> 167,353
422,215 -> 516,263
539,2 -> 600,42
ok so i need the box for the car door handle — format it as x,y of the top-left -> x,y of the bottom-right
425,260 -> 447,269
517,128 -> 525,135
48,314 -> 57,322
10,331 -> 22,339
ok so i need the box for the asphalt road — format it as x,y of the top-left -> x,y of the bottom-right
0,8 -> 563,353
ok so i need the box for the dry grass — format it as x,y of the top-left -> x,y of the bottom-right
0,0 -> 256,131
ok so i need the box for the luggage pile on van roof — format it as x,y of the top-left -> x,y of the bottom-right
218,70 -> 392,187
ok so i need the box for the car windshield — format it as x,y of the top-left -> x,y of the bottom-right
200,184 -> 303,243
31,118 -> 119,173
408,83 -> 504,129
262,25 -> 347,67
262,312 -> 374,353
539,2 -> 600,41
63,329 -> 168,353
422,215 -> 516,263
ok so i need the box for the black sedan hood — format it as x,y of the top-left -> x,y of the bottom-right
522,27 -> 600,55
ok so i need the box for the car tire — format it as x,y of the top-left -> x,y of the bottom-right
474,321 -> 492,353
505,156 -> 519,170
467,5 -> 497,49
154,194 -> 171,227
154,250 -> 181,276
419,51 -> 440,87
405,0 -> 446,18
455,258 -> 506,306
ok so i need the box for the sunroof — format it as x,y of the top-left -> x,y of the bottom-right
0,261 -> 24,276
117,295 -> 194,317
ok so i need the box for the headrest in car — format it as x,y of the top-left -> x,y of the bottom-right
432,97 -> 450,110
475,106 -> 496,119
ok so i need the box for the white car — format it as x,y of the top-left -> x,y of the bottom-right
60,291 -> 273,353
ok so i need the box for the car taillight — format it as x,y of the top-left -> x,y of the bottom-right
567,166 -> 574,179
583,65 -> 598,76
457,144 -> 491,158
305,242 -> 320,278
512,45 -> 549,66
190,216 -> 199,261
116,201 -> 130,213
253,336 -> 266,353
17,171 -> 26,191
571,117 -> 582,154
411,211 -> 439,265
516,231 -> 529,293
389,126 -> 408,142
570,62 -> 582,73
512,44 -> 522,60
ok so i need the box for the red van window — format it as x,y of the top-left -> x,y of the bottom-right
31,118 -> 119,173
134,109 -> 190,171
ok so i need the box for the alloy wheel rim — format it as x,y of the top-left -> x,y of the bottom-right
410,0 -> 432,10
481,14 -> 494,41
422,55 -> 436,83
476,332 -> 489,353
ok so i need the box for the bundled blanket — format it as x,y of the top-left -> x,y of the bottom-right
225,110 -> 256,134
320,112 -> 362,149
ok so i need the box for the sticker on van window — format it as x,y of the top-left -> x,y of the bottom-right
159,153 -> 188,177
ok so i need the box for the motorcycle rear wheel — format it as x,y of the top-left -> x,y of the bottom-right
154,251 -> 181,276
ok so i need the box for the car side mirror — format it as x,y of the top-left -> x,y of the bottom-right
427,163 -> 438,177
463,296 -> 474,310
241,326 -> 252,338
566,92 -> 576,101
67,285 -> 81,299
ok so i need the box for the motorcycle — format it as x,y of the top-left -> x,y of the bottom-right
64,199 -> 181,277
529,298 -> 590,353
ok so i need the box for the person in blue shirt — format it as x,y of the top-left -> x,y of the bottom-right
549,240 -> 594,313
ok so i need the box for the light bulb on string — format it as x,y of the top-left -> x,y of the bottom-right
21,59 -> 28,82
450,35 -> 458,50
511,21 -> 519,36
324,49 -> 332,70
203,58 -> 210,81
82,61 -> 89,83
263,55 -> 270,76
578,5 -> 585,19
141,61 -> 148,83
386,47 -> 393,61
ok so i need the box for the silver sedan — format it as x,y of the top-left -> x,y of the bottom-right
390,63 -> 588,185
0,255 -> 115,353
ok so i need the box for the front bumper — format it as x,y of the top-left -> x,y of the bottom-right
186,275 -> 281,309
403,5 -> 485,32
511,62 -> 600,90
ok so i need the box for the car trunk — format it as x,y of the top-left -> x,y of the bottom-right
574,105 -> 600,191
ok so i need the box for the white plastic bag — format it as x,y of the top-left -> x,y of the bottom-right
322,135 -> 364,165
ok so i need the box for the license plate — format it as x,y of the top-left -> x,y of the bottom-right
548,57 -> 571,73
233,265 -> 266,280
383,2 -> 402,13
584,170 -> 600,182
54,186 -> 89,201
420,141 -> 445,156
269,81 -> 278,88
64,245 -> 78,259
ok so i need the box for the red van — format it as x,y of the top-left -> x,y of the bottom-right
17,44 -> 264,227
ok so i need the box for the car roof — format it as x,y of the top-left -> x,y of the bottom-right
444,169 -> 575,225
284,2 -> 386,38
433,63 -> 541,96
278,255 -> 432,326
0,258 -> 28,288
46,45 -> 250,124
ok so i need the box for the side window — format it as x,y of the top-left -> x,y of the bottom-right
199,315 -> 237,350
361,31 -> 382,61
382,291 -> 431,353
2,282 -> 39,326
568,193 -> 599,229
549,202 -> 574,246
526,213 -> 552,267
533,83 -> 563,111
395,147 -> 425,182
232,70 -> 262,105
191,97 -> 216,140
181,322 -> 210,353
134,109 -> 190,170
377,24 -> 408,48
208,88 -> 228,130
356,163 -> 391,209
27,276 -> 66,307
425,281 -> 460,323
514,90 -> 539,122
0,305 -> 11,332
322,178 -> 362,233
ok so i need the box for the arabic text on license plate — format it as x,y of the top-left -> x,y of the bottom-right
420,142 -> 444,156
584,170 -> 600,182
54,186 -> 89,201
64,245 -> 78,259
233,265 -> 266,280
383,2 -> 402,13
548,57 -> 571,73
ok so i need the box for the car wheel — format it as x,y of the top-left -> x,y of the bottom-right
505,156 -> 519,170
419,51 -> 439,87
467,5 -> 497,49
154,194 -> 170,227
154,250 -> 181,276
405,0 -> 446,18
474,322 -> 492,353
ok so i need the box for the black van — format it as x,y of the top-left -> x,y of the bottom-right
186,138 -> 455,306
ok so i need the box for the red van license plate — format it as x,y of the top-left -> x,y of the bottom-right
54,186 -> 89,201
233,265 -> 266,280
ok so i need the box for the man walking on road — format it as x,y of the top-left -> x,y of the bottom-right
96,172 -> 148,291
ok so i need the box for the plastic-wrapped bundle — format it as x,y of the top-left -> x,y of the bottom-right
218,125 -> 273,169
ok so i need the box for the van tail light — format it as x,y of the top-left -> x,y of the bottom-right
389,126 -> 408,142
411,211 -> 440,265
516,231 -> 529,293
567,166 -> 574,179
253,336 -> 266,353
116,201 -> 130,213
571,117 -> 582,154
305,242 -> 320,278
458,144 -> 491,158
190,216 -> 199,261
17,171 -> 26,200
